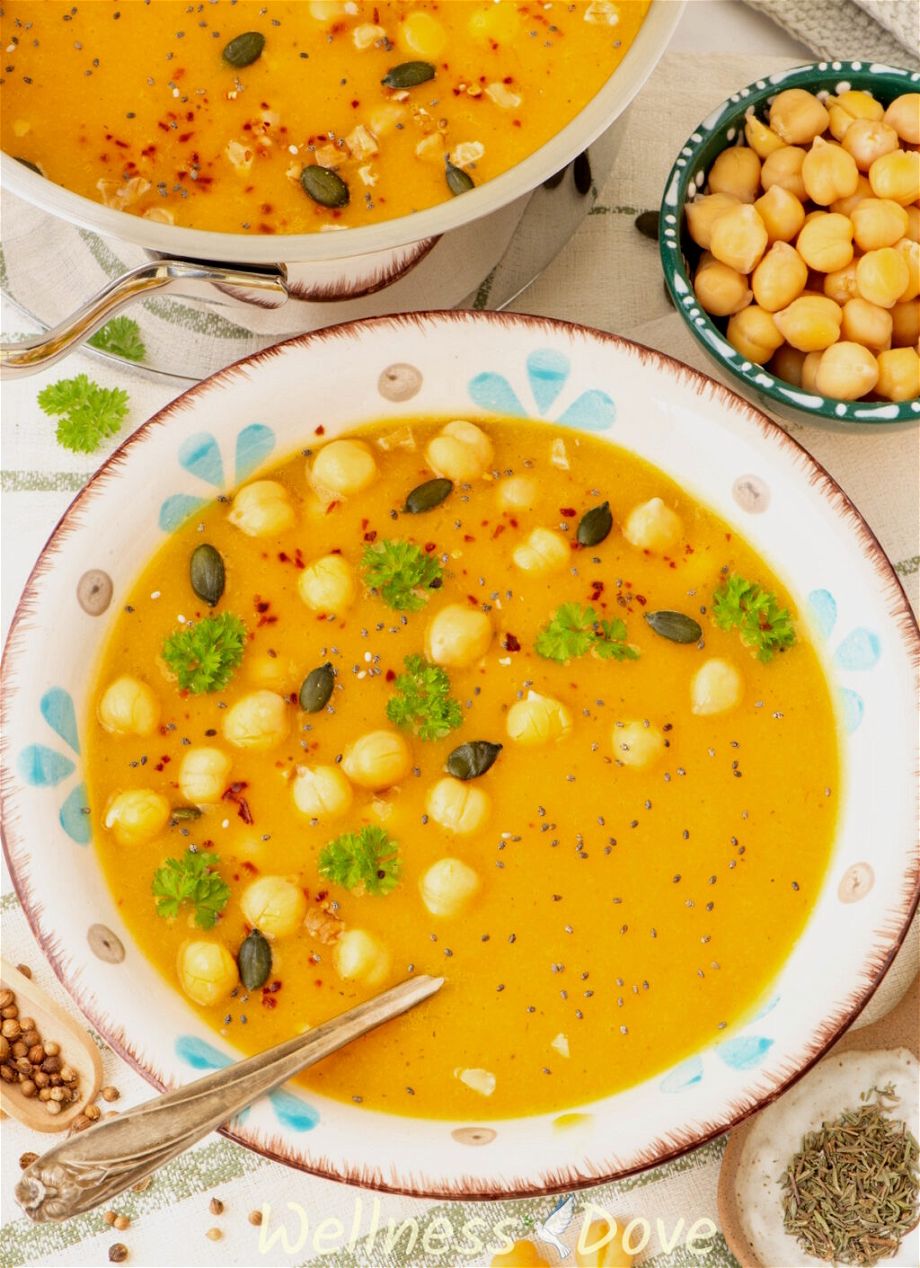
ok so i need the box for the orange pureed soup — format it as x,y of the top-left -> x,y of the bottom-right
86,418 -> 839,1119
0,0 -> 650,233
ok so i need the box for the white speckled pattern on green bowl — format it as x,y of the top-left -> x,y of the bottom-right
660,61 -> 920,432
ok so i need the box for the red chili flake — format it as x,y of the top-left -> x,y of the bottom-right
424,541 -> 437,553
351,99 -> 360,108
255,600 -> 270,613
325,501 -> 340,515
114,138 -> 130,149
363,530 -> 378,543
463,534 -> 476,543
635,594 -> 647,606
467,594 -> 479,606
178,131 -> 193,143
260,203 -> 273,215
503,633 -> 521,652
385,669 -> 396,682
491,524 -> 506,539
685,544 -> 695,555
330,546 -> 342,555
315,425 -> 326,436
591,580 -> 605,595
241,860 -> 259,875
261,995 -> 277,1010
560,507 -> 577,517
360,517 -> 369,530
725,532 -> 733,541
264,980 -> 282,994
236,798 -> 254,825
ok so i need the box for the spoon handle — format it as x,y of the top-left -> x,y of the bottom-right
16,975 -> 443,1223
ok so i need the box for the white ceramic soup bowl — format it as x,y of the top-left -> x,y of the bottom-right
1,312 -> 917,1199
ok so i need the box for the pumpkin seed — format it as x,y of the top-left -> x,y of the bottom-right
381,60 -> 435,89
635,210 -> 660,240
238,929 -> 272,991
190,544 -> 225,607
299,663 -> 335,713
446,740 -> 503,781
445,159 -> 475,197
404,478 -> 453,514
300,164 -> 350,208
645,610 -> 703,644
577,501 -> 613,547
170,806 -> 203,823
222,31 -> 265,68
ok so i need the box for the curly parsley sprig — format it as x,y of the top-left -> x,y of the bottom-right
88,316 -> 146,363
37,374 -> 130,454
386,654 -> 463,740
535,603 -> 639,664
152,849 -> 231,929
362,539 -> 443,612
318,825 -> 401,896
162,612 -> 247,693
712,573 -> 796,662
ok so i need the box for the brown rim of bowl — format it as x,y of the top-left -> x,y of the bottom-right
1,309 -> 918,1199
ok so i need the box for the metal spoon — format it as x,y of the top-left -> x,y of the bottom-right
16,974 -> 443,1223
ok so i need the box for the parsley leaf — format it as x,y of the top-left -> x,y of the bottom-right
162,612 -> 247,693
88,316 -> 146,363
362,539 -> 443,612
318,825 -> 401,896
712,573 -> 796,663
386,653 -> 463,740
152,848 -> 231,929
536,603 -> 639,663
37,374 -> 130,454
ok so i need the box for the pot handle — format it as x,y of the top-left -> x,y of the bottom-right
0,258 -> 289,378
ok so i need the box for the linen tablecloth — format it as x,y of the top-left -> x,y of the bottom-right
2,43 -> 918,1268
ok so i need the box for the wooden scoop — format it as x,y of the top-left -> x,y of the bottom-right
0,959 -> 103,1133
718,972 -> 920,1268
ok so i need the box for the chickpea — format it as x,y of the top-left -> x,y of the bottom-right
419,858 -> 481,919
830,172 -> 872,217
800,137 -> 859,206
97,675 -> 160,737
773,295 -> 842,351
707,145 -> 762,203
751,241 -> 808,312
334,929 -> 391,987
240,876 -> 307,940
814,342 -> 880,400
297,553 -> 356,616
868,149 -> 920,206
292,764 -> 353,820
342,729 -> 411,789
245,651 -> 298,692
426,777 -> 491,835
801,350 -> 824,391
876,347 -> 920,402
468,2 -> 520,42
425,420 -> 493,483
891,299 -> 920,348
828,90 -> 884,141
744,113 -> 785,159
883,93 -> 920,145
769,343 -> 807,387
222,690 -> 289,751
103,789 -> 170,847
709,202 -> 768,274
851,198 -> 909,251
823,261 -> 860,304
227,481 -> 295,537
308,1 -> 345,20
506,690 -> 572,746
840,298 -> 893,352
426,603 -> 492,667
497,474 -> 538,511
612,720 -> 665,769
856,247 -> 910,308
691,658 -> 743,716
841,119 -> 899,172
177,940 -> 237,1007
894,238 -> 919,302
796,212 -> 854,272
400,11 -> 446,57
309,439 -> 377,498
754,183 -> 806,244
622,496 -> 683,551
512,526 -> 571,575
769,89 -> 830,145
685,192 -> 741,249
761,145 -> 807,201
694,253 -> 753,317
726,304 -> 785,362
179,747 -> 232,804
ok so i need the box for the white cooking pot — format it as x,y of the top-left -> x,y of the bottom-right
0,0 -> 682,376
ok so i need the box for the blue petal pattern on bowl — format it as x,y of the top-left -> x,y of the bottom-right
175,1034 -> 319,1131
18,687 -> 90,845
160,423 -> 276,532
808,589 -> 880,733
469,349 -> 615,431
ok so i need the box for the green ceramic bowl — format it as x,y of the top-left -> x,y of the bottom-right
659,61 -> 920,432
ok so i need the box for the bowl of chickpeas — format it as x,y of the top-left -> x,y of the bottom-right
660,62 -> 919,430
